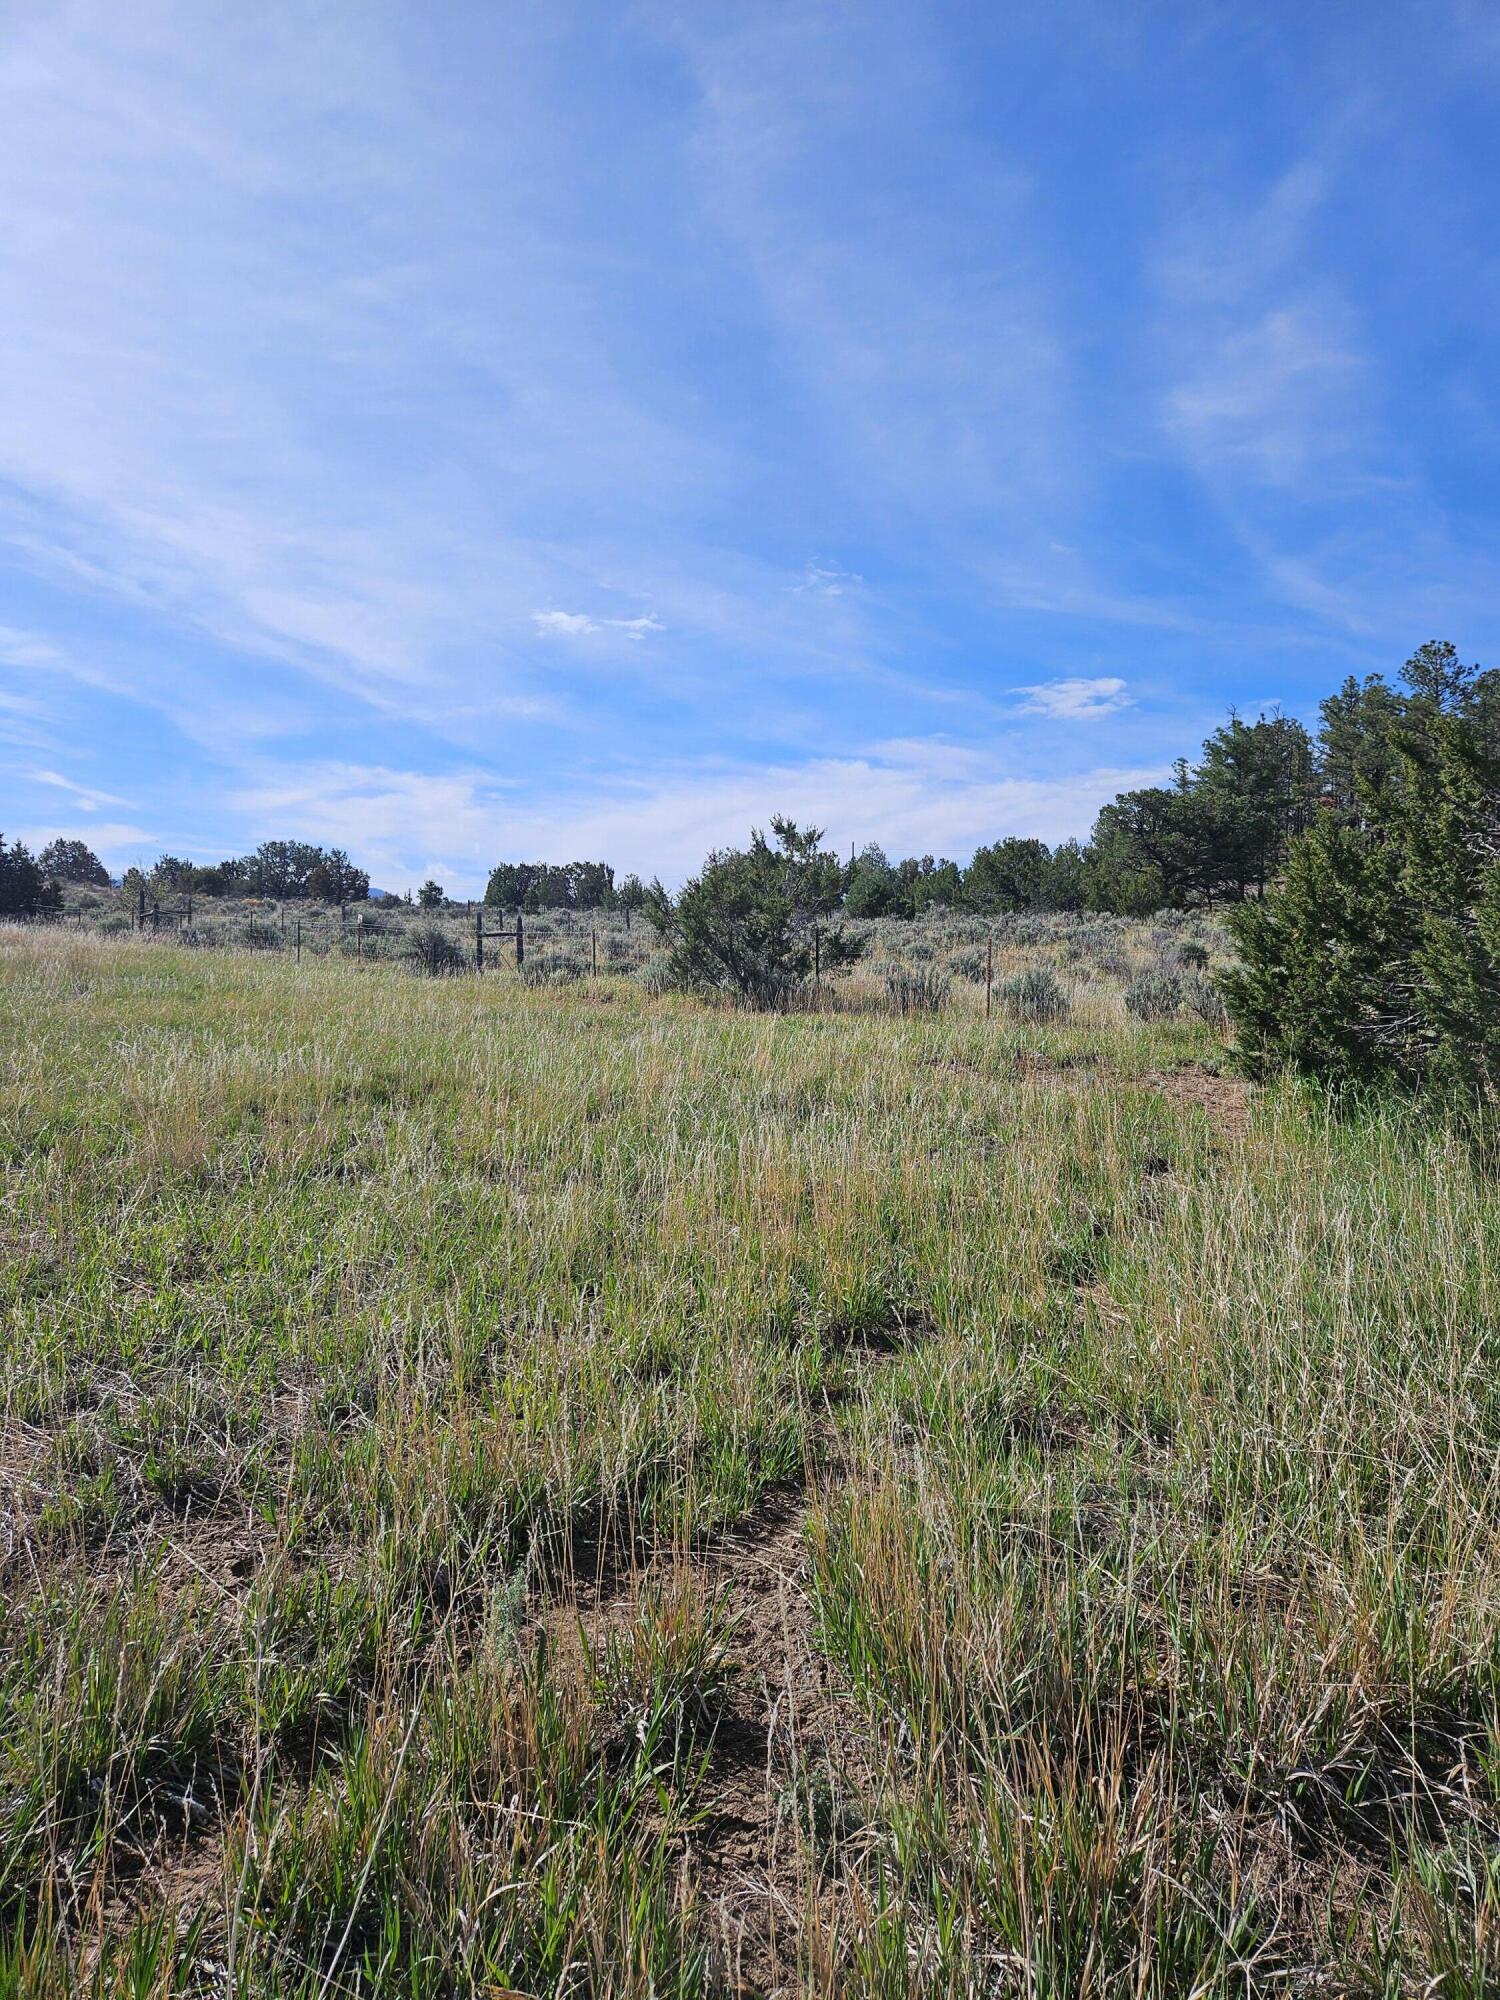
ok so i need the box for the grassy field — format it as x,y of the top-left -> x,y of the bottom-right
3,928 -> 1499,1996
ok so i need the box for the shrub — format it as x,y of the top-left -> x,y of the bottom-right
241,920 -> 283,952
407,924 -> 466,976
521,950 -> 587,987
1124,969 -> 1183,1021
637,954 -> 676,996
885,965 -> 949,1015
1001,967 -> 1070,1023
1182,971 -> 1229,1028
644,816 -> 863,1011
947,947 -> 986,983
1178,940 -> 1210,968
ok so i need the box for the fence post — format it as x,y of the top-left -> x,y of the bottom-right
813,925 -> 820,980
136,886 -> 145,931
475,909 -> 484,977
515,910 -> 524,971
986,935 -> 993,1020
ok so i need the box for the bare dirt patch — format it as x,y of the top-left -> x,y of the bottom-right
1013,1049 -> 1253,1143
1134,1064 -> 1252,1141
540,1482 -> 878,1999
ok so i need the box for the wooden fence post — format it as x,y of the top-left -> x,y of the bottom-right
986,935 -> 994,1020
515,911 -> 524,970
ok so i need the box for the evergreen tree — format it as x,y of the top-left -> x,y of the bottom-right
1317,674 -> 1406,822
964,837 -> 1052,911
0,837 -> 61,916
645,817 -> 860,1008
38,838 -> 109,885
1223,644 -> 1500,1103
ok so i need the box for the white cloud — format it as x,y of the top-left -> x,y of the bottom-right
18,819 -> 153,864
532,610 -> 599,637
1164,306 -> 1362,485
29,767 -> 131,811
225,742 -> 1163,895
0,626 -> 62,668
795,563 -> 862,596
531,610 -> 663,641
1015,677 -> 1131,720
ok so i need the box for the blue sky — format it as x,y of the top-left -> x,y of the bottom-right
3,1 -> 1498,892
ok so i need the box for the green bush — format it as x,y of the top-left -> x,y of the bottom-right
407,923 -> 466,976
1182,970 -> 1228,1028
637,953 -> 676,996
885,965 -> 949,1015
1124,969 -> 1182,1021
1001,967 -> 1070,1023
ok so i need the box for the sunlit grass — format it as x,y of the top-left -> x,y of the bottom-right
3,929 -> 1498,1994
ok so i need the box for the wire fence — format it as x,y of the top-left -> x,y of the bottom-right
8,894 -> 655,983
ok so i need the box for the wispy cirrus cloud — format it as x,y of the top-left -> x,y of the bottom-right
794,563 -> 863,597
0,1 -> 1494,885
0,626 -> 63,669
28,768 -> 132,812
1164,304 -> 1364,486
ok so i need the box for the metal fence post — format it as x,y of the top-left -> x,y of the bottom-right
515,911 -> 524,970
475,909 -> 484,976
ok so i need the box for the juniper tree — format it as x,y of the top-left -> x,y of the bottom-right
1223,643 -> 1500,1102
644,816 -> 863,1009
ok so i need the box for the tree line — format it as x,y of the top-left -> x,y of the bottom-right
8,641 -> 1496,946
